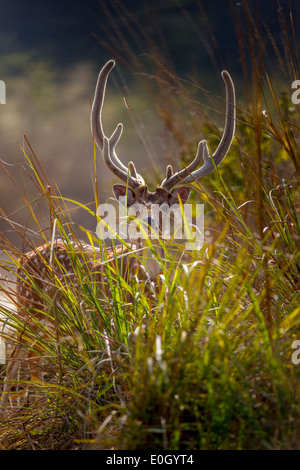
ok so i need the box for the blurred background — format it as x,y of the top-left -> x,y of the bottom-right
0,0 -> 298,247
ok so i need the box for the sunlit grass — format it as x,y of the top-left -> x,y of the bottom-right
0,129 -> 299,449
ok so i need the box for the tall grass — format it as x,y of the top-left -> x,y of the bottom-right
0,0 -> 300,450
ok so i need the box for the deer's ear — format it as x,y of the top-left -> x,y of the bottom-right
113,185 -> 136,207
169,186 -> 191,205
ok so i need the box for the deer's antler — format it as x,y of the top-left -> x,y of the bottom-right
92,61 -> 235,194
160,70 -> 236,191
91,60 -> 145,189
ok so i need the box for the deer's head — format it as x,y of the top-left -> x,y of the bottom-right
91,60 -> 235,234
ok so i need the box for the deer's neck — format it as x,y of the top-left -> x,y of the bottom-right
134,239 -> 163,276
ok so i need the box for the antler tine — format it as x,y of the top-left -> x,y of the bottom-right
91,60 -> 144,189
102,135 -> 142,189
166,165 -> 174,179
161,70 -> 235,190
161,140 -> 208,189
128,161 -> 144,183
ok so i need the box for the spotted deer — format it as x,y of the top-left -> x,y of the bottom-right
0,60 -> 235,410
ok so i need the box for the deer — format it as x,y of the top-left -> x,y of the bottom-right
0,59 -> 235,411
